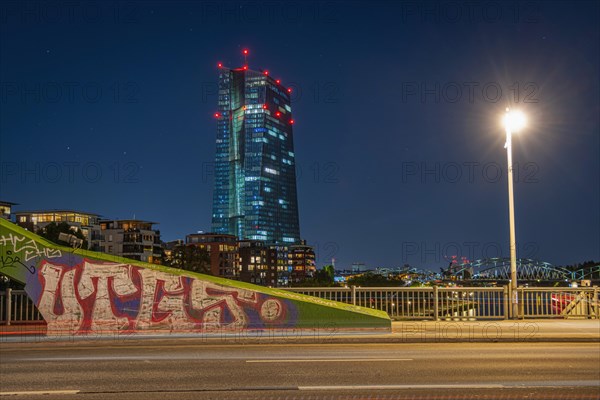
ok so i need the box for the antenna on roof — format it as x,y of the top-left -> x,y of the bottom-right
242,48 -> 249,68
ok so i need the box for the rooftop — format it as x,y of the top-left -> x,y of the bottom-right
14,209 -> 101,217
99,219 -> 158,225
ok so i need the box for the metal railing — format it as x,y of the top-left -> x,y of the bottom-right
283,286 -> 599,320
0,289 -> 44,325
518,287 -> 599,319
283,286 -> 507,320
0,286 -> 598,325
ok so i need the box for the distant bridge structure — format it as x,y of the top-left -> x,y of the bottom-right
450,258 -> 573,281
375,266 -> 438,283
569,264 -> 600,280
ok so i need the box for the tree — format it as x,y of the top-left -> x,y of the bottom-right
168,244 -> 211,274
38,222 -> 88,249
347,272 -> 398,287
291,265 -> 337,287
313,264 -> 335,285
322,264 -> 335,280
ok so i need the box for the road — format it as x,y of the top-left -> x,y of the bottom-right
1,342 -> 599,399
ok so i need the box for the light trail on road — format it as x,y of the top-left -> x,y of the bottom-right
1,342 -> 598,399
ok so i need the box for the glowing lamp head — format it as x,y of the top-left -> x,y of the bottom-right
503,109 -> 526,132
243,49 -> 249,55
275,111 -> 281,117
243,65 -> 248,70
217,62 -> 223,68
262,104 -> 267,109
214,112 -> 221,118
264,70 -> 269,75
289,119 -> 295,124
276,79 -> 280,84
287,88 -> 292,93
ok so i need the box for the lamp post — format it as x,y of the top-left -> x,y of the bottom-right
503,108 -> 526,319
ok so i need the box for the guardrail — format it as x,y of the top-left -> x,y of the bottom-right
1,286 -> 598,324
283,286 -> 507,320
518,287 -> 599,319
0,289 -> 44,325
282,286 -> 599,320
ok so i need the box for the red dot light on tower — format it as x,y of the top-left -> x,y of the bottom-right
242,48 -> 249,67
212,48 -> 301,244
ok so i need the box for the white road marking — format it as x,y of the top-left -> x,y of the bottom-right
247,358 -> 413,363
299,384 -> 505,390
24,356 -> 413,363
298,381 -> 600,390
26,356 -> 184,361
0,390 -> 80,396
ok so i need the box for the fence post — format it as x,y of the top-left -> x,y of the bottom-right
594,286 -> 599,320
518,287 -> 525,319
503,285 -> 510,319
6,288 -> 12,326
433,285 -> 439,321
351,286 -> 356,306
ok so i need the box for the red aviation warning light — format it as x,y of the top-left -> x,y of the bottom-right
214,112 -> 221,118
287,88 -> 292,93
217,62 -> 223,68
242,48 -> 249,66
263,70 -> 269,75
242,65 -> 248,70
276,79 -> 281,84
275,111 -> 281,117
262,104 -> 268,109
289,119 -> 295,124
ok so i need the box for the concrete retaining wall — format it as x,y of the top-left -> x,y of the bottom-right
0,219 -> 390,335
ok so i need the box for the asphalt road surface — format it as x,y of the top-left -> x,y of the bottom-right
1,342 -> 599,399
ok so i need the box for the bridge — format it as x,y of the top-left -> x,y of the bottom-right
448,258 -> 600,282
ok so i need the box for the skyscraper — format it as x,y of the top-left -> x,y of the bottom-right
211,53 -> 301,245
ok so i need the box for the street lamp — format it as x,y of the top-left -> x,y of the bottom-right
502,108 -> 526,319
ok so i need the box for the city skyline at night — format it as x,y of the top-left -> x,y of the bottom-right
1,3 -> 598,398
1,1 -> 598,270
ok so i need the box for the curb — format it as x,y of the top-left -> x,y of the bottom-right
1,320 -> 598,346
1,333 -> 598,348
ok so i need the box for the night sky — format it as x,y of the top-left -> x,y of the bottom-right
1,1 -> 598,270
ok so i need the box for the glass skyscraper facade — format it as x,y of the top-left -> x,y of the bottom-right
211,65 -> 301,245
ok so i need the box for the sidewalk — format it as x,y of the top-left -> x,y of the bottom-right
388,319 -> 600,343
0,319 -> 598,345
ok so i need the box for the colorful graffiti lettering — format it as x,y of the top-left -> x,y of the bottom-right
33,260 -> 292,335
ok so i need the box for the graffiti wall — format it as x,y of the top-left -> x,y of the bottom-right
0,219 -> 390,334
35,260 -> 295,334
